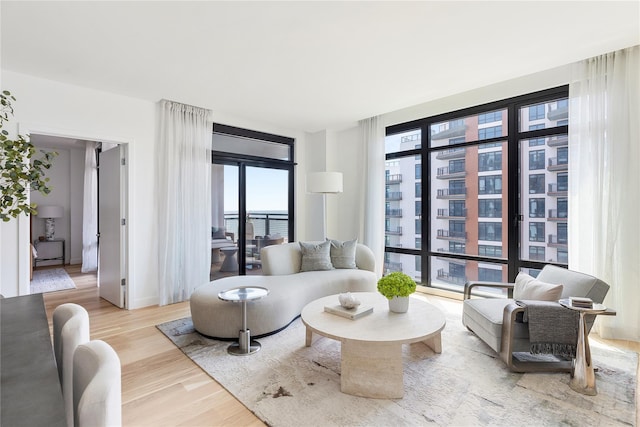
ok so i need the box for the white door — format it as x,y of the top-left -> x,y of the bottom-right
98,145 -> 127,308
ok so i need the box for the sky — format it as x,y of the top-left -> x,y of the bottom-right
223,165 -> 288,212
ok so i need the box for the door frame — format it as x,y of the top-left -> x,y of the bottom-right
17,123 -> 130,306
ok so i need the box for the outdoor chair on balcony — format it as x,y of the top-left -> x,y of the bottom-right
462,265 -> 609,372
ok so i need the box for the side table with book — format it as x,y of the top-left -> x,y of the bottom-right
559,297 -> 616,395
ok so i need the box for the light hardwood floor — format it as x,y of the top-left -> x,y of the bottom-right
41,265 -> 638,426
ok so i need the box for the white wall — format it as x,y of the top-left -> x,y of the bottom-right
1,70 -> 306,306
30,146 -> 84,266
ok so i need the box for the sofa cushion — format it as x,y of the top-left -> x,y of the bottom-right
328,238 -> 357,269
299,241 -> 333,272
513,273 -> 563,301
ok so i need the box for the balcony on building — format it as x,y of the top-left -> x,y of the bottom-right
436,229 -> 467,242
436,268 -> 467,286
431,122 -> 467,140
386,191 -> 402,201
435,249 -> 467,264
436,188 -> 467,199
386,174 -> 402,185
547,104 -> 569,121
547,183 -> 568,197
385,208 -> 403,218
547,135 -> 568,147
436,165 -> 466,180
436,147 -> 466,160
384,261 -> 404,273
385,226 -> 403,235
436,208 -> 467,219
548,234 -> 568,248
547,209 -> 568,221
547,157 -> 568,172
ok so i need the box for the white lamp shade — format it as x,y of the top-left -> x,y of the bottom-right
307,172 -> 343,194
37,205 -> 64,218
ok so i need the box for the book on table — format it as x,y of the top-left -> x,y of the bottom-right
324,304 -> 373,320
569,296 -> 593,309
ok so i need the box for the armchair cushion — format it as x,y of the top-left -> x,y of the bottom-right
513,273 -> 563,301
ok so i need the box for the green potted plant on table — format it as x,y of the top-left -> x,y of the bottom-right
377,271 -> 417,313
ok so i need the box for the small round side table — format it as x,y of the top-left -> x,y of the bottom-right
218,286 -> 269,356
559,298 -> 616,395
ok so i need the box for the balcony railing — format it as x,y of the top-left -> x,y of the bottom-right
224,212 -> 288,241
547,157 -> 568,171
431,123 -> 467,140
547,183 -> 568,196
386,191 -> 402,201
436,208 -> 467,219
386,174 -> 402,184
436,268 -> 467,285
384,261 -> 404,273
436,166 -> 466,179
436,229 -> 467,241
385,226 -> 403,235
435,147 -> 466,160
385,208 -> 403,217
548,234 -> 568,247
547,135 -> 568,147
548,209 -> 568,221
436,188 -> 467,199
547,105 -> 569,121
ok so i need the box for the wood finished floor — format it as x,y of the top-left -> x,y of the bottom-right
40,264 -> 639,427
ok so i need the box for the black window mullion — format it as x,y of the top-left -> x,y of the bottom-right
507,102 -> 520,282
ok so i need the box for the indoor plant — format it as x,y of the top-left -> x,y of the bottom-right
377,271 -> 417,313
0,90 -> 56,221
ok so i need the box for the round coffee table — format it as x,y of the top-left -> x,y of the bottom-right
301,292 -> 446,398
218,286 -> 269,355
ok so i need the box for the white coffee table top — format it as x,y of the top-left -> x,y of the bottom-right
301,292 -> 446,344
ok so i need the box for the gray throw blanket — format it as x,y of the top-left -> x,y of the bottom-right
516,300 -> 580,359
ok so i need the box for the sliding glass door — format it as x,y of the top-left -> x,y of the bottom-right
211,124 -> 294,279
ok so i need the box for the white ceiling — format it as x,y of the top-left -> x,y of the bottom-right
2,1 -> 639,133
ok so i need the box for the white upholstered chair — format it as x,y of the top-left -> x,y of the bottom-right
53,303 -> 90,427
73,340 -> 122,427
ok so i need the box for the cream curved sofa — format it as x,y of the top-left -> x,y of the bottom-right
190,242 -> 377,339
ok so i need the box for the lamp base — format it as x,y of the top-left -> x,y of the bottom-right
45,218 -> 55,241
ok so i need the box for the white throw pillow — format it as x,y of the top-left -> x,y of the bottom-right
513,273 -> 563,301
299,241 -> 334,272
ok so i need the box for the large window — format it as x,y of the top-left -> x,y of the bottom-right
385,86 -> 569,293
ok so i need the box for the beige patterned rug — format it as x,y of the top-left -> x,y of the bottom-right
30,268 -> 76,294
157,298 -> 637,426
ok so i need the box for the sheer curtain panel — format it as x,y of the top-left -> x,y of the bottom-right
569,45 -> 640,341
81,141 -> 98,272
357,116 -> 385,276
158,100 -> 212,305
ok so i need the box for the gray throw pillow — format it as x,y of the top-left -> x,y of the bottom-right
299,241 -> 334,272
328,238 -> 357,269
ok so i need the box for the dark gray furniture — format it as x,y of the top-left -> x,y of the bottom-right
462,265 -> 610,372
1,294 -> 66,427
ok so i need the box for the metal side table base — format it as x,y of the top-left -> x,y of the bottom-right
227,329 -> 261,356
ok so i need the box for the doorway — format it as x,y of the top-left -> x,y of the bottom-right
23,132 -> 128,308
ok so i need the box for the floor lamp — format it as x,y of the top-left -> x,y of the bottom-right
307,172 -> 343,238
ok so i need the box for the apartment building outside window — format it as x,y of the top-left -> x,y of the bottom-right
384,86 -> 569,292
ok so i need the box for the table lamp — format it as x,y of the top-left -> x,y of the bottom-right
37,205 -> 64,241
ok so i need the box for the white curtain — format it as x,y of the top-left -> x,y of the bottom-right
158,100 -> 212,305
568,45 -> 640,341
357,116 -> 385,276
81,141 -> 98,273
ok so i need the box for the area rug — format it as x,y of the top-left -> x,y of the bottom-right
30,268 -> 76,294
157,299 -> 637,426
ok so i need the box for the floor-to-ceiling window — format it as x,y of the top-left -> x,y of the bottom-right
211,124 -> 294,279
384,86 -> 569,293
